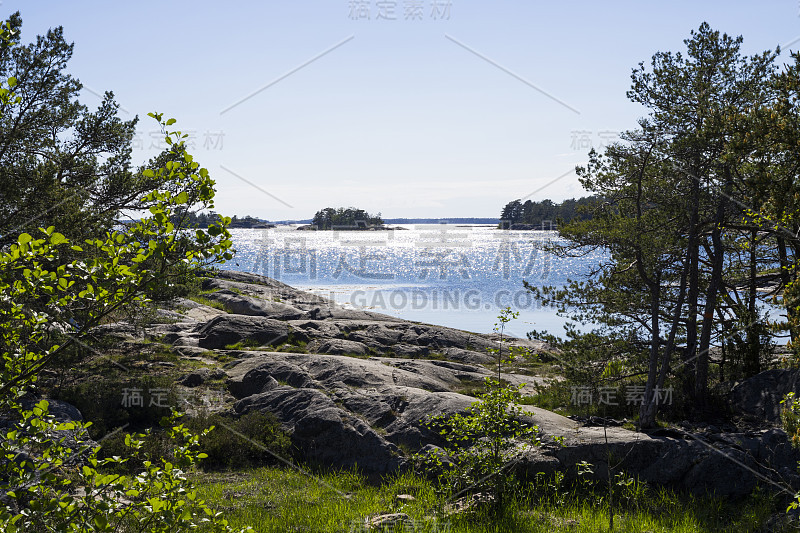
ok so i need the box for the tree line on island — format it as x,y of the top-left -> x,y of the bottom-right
172,210 -> 273,228
310,207 -> 383,230
498,196 -> 599,229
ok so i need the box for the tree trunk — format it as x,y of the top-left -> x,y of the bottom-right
683,170 -> 701,400
639,272 -> 661,429
744,227 -> 760,377
695,167 -> 731,407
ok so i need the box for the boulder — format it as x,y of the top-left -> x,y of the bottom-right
729,368 -> 800,423
179,369 -> 209,387
23,398 -> 84,423
517,406 -> 800,498
197,315 -> 289,349
234,388 -> 404,473
288,319 -> 341,340
224,353 -> 457,396
306,338 -> 370,356
514,446 -> 561,479
200,289 -> 306,320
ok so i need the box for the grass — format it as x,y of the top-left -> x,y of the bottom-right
455,378 -> 512,398
199,286 -> 246,296
224,339 -> 264,350
188,294 -> 233,313
381,349 -> 449,361
191,467 -> 784,532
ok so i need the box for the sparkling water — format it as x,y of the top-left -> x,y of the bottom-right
220,224 -> 604,336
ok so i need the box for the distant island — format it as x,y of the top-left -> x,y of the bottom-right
383,217 -> 499,225
174,211 -> 274,229
301,207 -> 384,230
172,210 -> 502,228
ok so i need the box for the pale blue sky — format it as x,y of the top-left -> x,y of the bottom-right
7,1 -> 799,220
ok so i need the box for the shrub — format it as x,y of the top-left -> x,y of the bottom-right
187,410 -> 291,469
0,402 -> 251,532
781,392 -> 800,449
414,309 -> 540,513
58,376 -> 180,438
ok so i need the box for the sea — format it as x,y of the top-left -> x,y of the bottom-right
219,224 -> 605,338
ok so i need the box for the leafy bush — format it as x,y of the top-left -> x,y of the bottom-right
0,25 -> 240,525
0,402 -> 251,532
187,411 -> 291,469
414,309 -> 540,513
417,379 -> 539,502
781,392 -> 800,449
59,376 -> 180,437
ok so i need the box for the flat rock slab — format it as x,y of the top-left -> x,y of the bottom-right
126,270 -> 800,499
197,315 -> 289,349
184,270 -> 547,364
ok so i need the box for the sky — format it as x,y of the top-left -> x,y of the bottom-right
7,1 -> 800,220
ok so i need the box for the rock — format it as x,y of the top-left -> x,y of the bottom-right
515,405 -> 800,498
437,347 -> 495,364
122,271 -> 800,498
234,387 -> 404,473
166,271 -> 530,365
390,343 -> 429,357
288,320 -> 341,340
197,315 -> 289,349
224,353 -> 469,398
514,446 -> 561,479
444,493 -> 494,516
179,369 -> 210,387
341,387 -> 475,450
227,370 -> 280,398
414,444 -> 455,476
39,398 -> 84,423
15,398 -> 96,464
681,445 -> 758,497
200,290 -> 306,320
91,322 -> 139,341
366,513 -> 412,530
729,368 -> 800,423
306,338 -> 370,356
349,324 -> 404,347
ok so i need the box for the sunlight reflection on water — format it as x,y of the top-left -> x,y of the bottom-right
221,224 -> 605,335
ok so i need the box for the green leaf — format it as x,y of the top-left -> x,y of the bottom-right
18,233 -> 32,245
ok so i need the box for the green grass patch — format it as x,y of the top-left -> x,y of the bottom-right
223,339 -> 263,350
188,295 -> 233,313
192,467 -> 784,532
